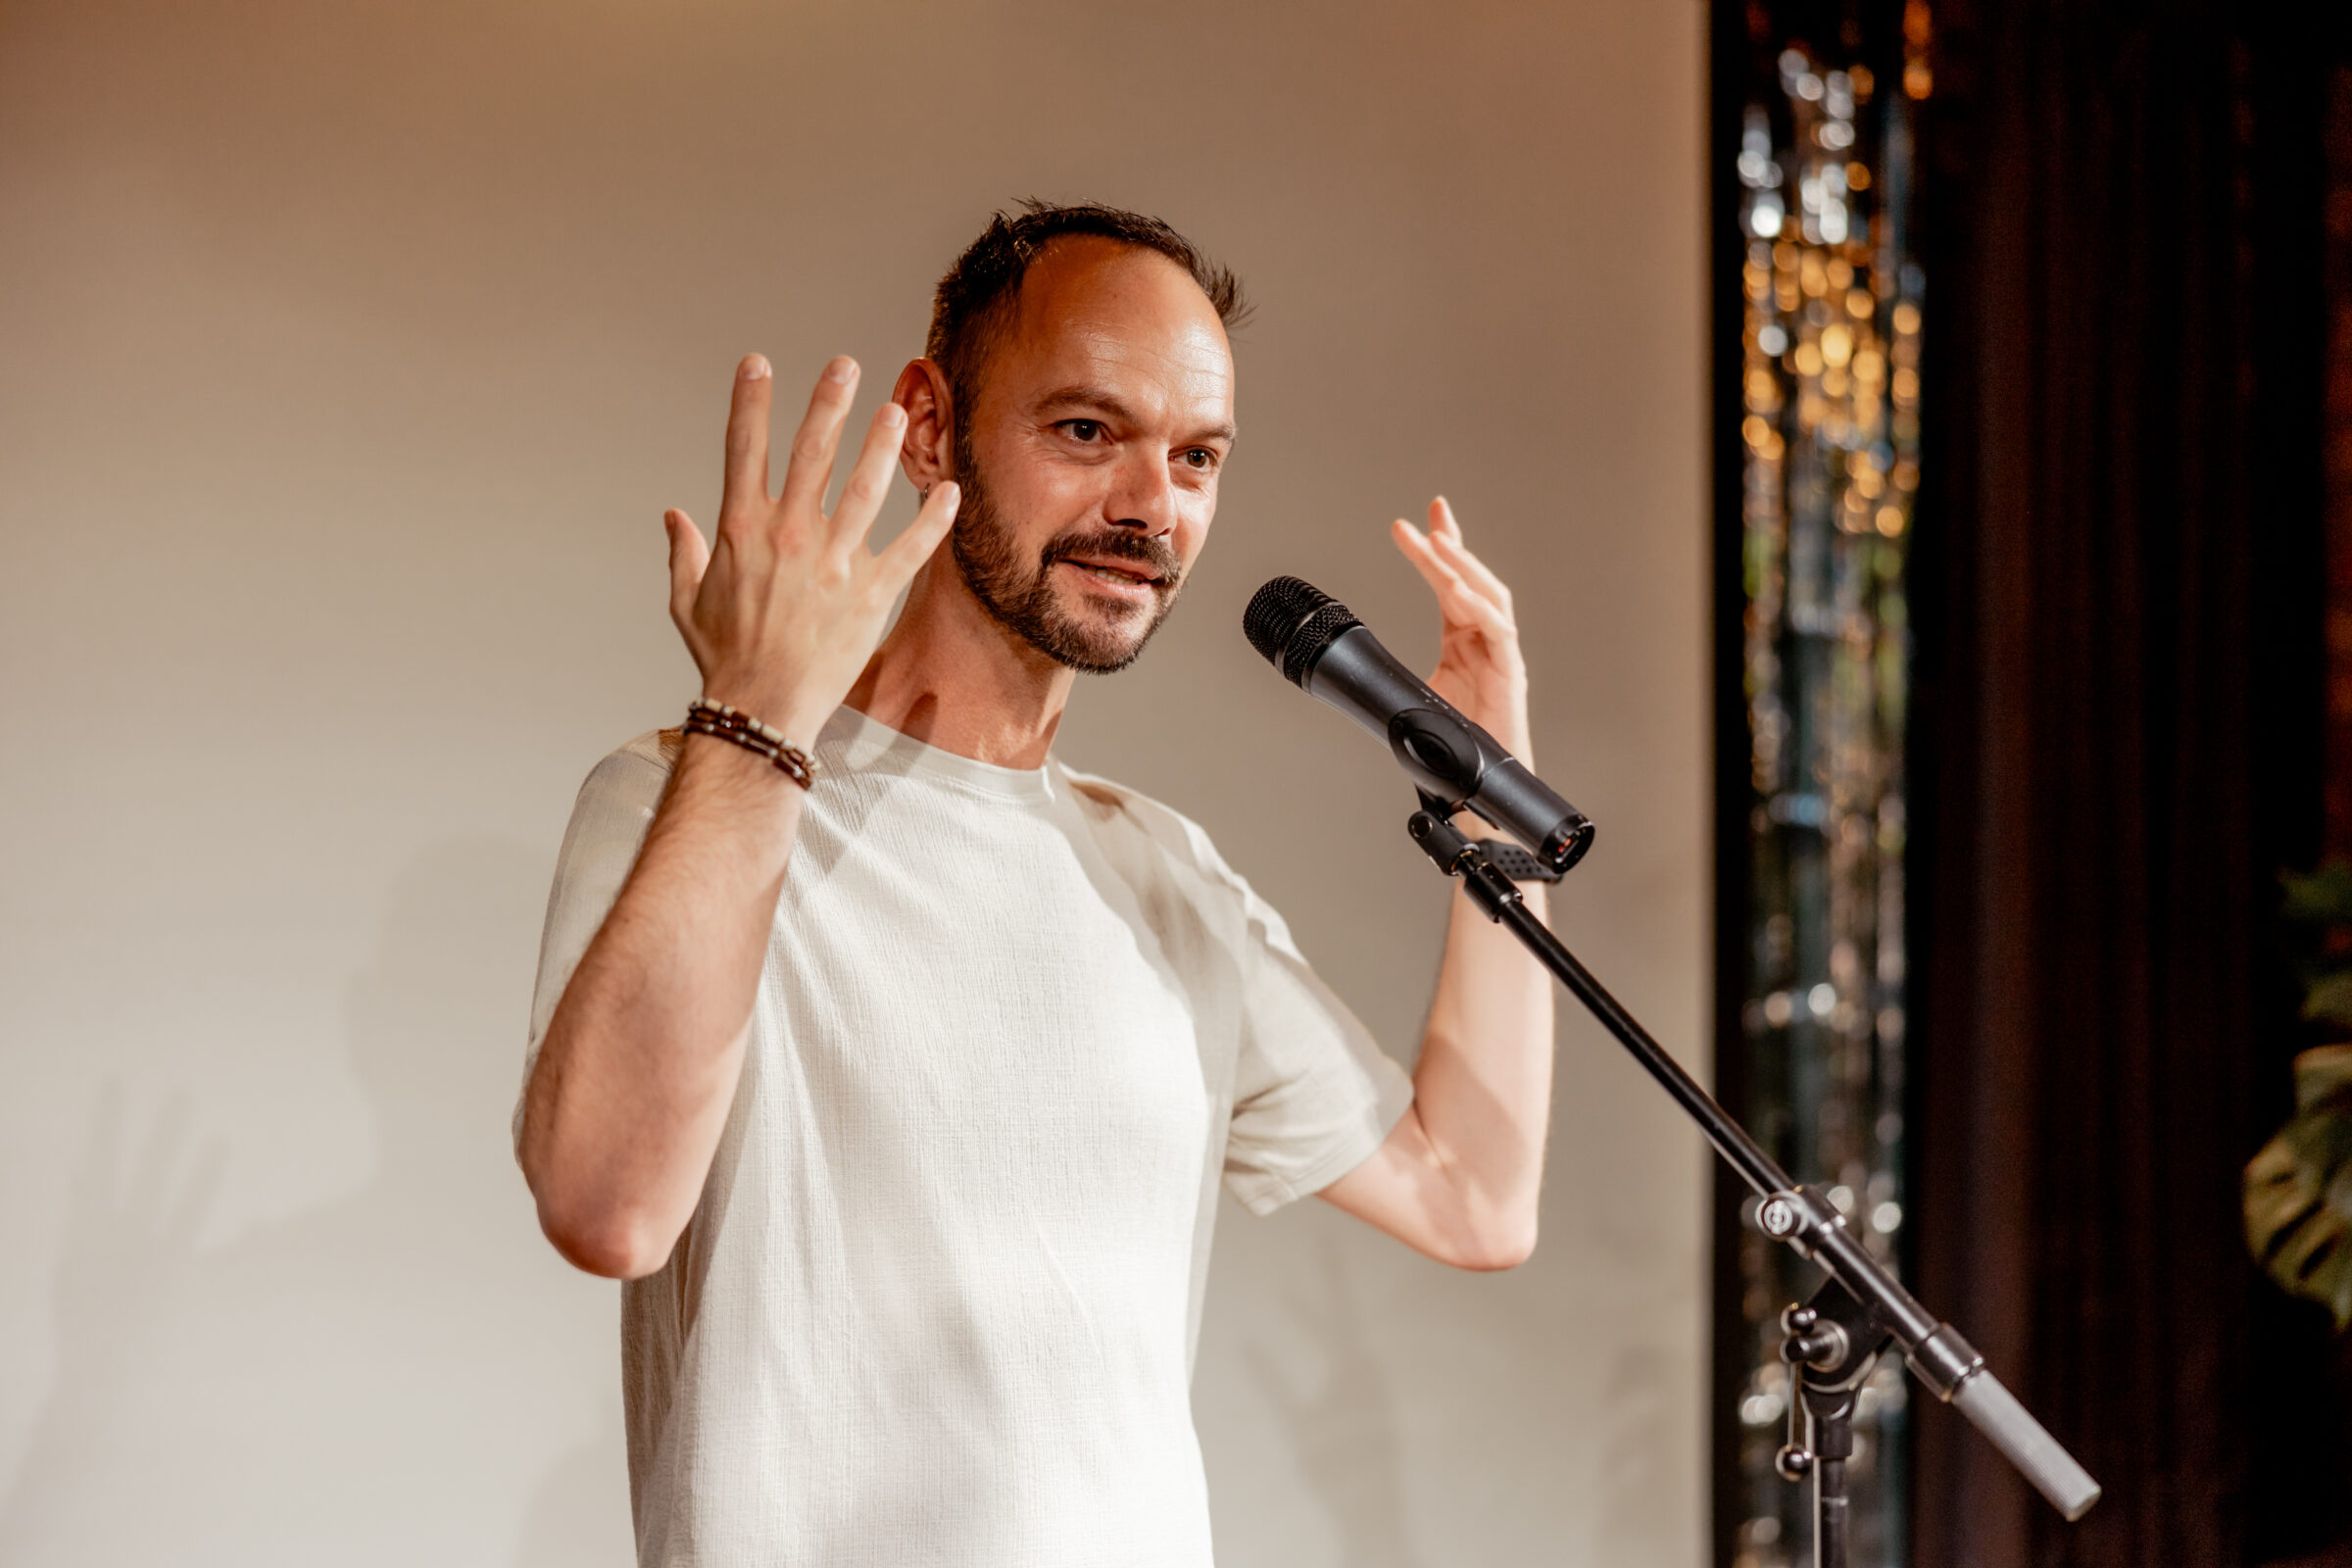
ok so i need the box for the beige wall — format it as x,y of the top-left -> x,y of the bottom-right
0,1 -> 1709,1562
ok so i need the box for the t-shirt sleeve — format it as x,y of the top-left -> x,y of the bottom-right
1221,877 -> 1416,1216
513,741 -> 673,1153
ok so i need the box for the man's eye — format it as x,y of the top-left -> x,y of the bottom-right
1063,420 -> 1102,442
1181,448 -> 1219,470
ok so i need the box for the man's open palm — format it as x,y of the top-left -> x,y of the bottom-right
664,354 -> 961,742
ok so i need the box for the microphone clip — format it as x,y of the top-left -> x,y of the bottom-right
1410,791 -> 1567,887
1408,796 -> 1548,925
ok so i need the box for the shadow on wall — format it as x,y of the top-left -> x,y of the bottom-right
1245,1227 -> 1426,1568
514,1396 -> 629,1568
0,838 -> 631,1568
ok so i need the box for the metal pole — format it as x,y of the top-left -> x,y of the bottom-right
1402,808 -> 2102,1523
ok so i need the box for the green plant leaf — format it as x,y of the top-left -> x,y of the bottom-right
2246,1046 -> 2352,1331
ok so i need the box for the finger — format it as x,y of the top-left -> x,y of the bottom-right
876,480 -> 961,582
1392,515 -> 1465,598
1427,496 -> 1512,611
720,355 -> 774,521
1446,581 -> 1516,639
1394,519 -> 1505,632
776,356 -> 861,518
830,401 -> 909,548
1430,529 -> 1514,614
664,509 -> 710,624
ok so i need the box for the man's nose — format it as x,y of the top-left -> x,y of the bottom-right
1104,447 -> 1179,536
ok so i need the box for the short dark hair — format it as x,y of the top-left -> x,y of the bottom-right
925,200 -> 1248,435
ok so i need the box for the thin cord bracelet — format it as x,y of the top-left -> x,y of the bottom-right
683,699 -> 820,791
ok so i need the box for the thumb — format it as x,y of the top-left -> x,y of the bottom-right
664,509 -> 710,626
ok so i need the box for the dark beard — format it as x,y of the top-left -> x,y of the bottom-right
948,450 -> 1185,675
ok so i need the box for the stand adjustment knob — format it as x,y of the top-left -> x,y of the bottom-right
1775,1445 -> 1814,1481
1782,1324 -> 1848,1370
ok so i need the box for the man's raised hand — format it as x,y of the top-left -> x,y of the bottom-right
1389,497 -> 1532,765
663,354 -> 959,744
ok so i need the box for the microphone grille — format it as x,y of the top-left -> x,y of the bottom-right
1243,576 -> 1360,688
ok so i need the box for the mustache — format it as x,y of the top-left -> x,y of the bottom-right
1042,528 -> 1183,586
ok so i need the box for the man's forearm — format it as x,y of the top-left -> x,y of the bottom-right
1408,875 -> 1557,1254
518,736 -> 806,1278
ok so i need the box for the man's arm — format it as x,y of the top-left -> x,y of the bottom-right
1316,499 -> 1557,1271
516,354 -> 959,1280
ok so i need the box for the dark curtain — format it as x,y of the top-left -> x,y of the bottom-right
1905,3 -> 2345,1566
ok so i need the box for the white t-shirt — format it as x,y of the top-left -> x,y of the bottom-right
521,707 -> 1412,1567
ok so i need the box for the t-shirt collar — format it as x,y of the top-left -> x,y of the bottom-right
817,705 -> 1056,804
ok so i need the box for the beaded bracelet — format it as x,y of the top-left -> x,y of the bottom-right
683,699 -> 820,791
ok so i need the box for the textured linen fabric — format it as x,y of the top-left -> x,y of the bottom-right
519,707 -> 1412,1567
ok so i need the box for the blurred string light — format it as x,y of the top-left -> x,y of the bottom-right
1729,10 -> 1927,1568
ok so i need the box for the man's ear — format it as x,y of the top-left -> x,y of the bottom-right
893,360 -> 956,493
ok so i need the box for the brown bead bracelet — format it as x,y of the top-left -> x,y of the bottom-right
683,699 -> 820,791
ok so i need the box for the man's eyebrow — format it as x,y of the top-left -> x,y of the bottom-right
1033,384 -> 1238,446
1033,384 -> 1135,421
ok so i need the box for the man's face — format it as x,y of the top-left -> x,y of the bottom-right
948,238 -> 1237,673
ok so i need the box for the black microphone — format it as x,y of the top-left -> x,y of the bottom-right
1243,575 -> 1594,874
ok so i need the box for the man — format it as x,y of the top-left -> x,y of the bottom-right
515,203 -> 1555,1565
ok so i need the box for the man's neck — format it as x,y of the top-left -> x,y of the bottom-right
841,556 -> 1076,771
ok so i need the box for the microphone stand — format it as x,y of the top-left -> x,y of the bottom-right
1403,800 -> 2099,1568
